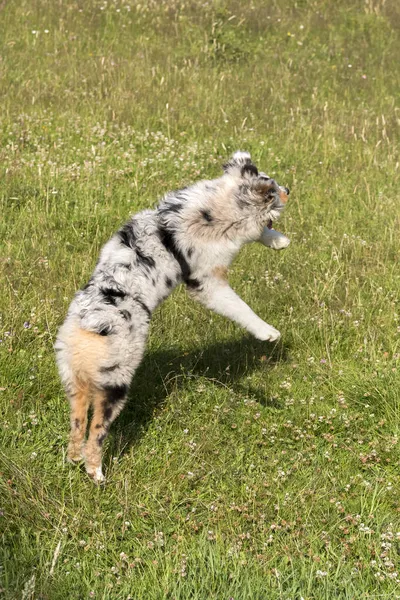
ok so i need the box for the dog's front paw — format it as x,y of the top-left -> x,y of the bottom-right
269,235 -> 290,250
255,324 -> 281,342
259,227 -> 290,250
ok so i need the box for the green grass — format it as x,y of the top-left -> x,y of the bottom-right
1,0 -> 400,598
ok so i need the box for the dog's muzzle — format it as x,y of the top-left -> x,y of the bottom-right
267,187 -> 289,229
279,187 -> 290,204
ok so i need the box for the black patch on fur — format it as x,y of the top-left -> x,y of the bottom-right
104,406 -> 112,421
99,364 -> 119,373
165,276 -> 173,288
241,163 -> 259,177
135,247 -> 156,270
187,247 -> 194,258
134,298 -> 151,318
97,433 -> 107,446
186,278 -> 202,289
158,226 -> 192,284
104,384 -> 128,405
119,309 -> 131,321
118,222 -> 137,249
95,423 -> 102,429
201,209 -> 213,223
99,327 -> 111,336
74,418 -> 80,429
101,287 -> 126,306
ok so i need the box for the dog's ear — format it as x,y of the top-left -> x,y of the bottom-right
240,162 -> 259,178
223,151 -> 257,176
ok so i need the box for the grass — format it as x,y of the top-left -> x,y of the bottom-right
1,0 -> 400,597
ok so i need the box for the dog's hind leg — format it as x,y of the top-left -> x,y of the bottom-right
84,383 -> 129,484
67,378 -> 91,463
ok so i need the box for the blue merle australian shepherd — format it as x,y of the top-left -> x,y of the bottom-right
55,151 -> 290,482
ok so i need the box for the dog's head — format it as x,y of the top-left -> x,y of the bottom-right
223,151 -> 289,226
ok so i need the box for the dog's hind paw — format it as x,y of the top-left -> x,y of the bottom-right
67,444 -> 84,464
86,466 -> 106,485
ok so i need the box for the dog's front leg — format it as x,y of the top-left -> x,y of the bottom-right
259,226 -> 290,250
188,278 -> 280,342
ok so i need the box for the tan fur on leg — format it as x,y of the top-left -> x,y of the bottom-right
84,387 -> 107,483
84,386 -> 128,483
67,379 -> 91,463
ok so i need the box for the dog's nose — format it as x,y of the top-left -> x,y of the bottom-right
278,186 -> 289,204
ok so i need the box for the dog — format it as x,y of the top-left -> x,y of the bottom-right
55,151 -> 290,483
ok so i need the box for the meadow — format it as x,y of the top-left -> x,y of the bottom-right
1,0 -> 400,598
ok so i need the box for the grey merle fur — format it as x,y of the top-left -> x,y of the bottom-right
55,151 -> 290,483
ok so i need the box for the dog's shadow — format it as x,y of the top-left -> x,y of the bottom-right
108,336 -> 290,459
